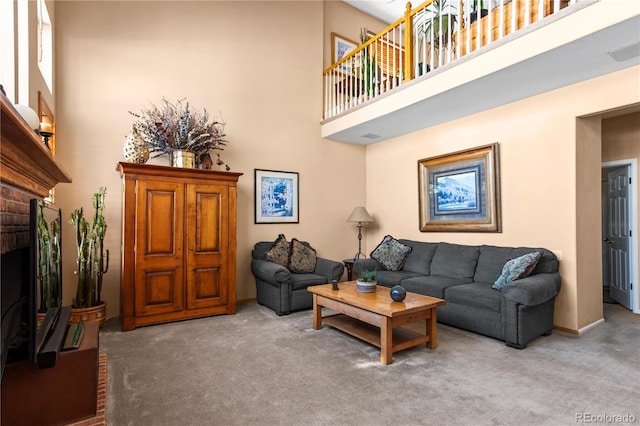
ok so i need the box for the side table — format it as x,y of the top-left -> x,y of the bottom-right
343,259 -> 355,281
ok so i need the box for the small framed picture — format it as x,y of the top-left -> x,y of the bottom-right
418,143 -> 501,232
331,32 -> 358,72
254,169 -> 299,224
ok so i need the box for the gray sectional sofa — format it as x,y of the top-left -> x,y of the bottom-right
353,240 -> 561,349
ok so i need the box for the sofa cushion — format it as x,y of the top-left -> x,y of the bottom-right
400,240 -> 438,275
493,252 -> 542,289
400,275 -> 471,299
445,282 -> 501,313
291,274 -> 327,290
430,242 -> 480,280
370,235 -> 412,271
264,234 -> 289,267
375,270 -> 423,288
512,247 -> 559,274
474,245 -> 518,283
288,238 -> 317,273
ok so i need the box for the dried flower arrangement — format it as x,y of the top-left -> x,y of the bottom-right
129,98 -> 227,159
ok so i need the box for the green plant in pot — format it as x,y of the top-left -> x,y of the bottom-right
69,187 -> 109,326
359,28 -> 376,97
356,269 -> 377,293
417,0 -> 458,74
36,201 -> 62,313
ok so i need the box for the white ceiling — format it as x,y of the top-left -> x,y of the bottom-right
343,0 -> 407,24
324,2 -> 640,144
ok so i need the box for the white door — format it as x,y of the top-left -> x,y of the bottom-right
604,166 -> 632,309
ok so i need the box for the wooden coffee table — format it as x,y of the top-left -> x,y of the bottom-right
308,281 -> 445,365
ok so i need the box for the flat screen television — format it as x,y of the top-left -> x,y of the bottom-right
0,199 -> 62,382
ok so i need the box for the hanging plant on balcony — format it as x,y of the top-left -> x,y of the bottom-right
69,187 -> 109,325
128,98 -> 228,162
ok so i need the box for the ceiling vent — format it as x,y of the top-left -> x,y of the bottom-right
607,41 -> 640,62
361,133 -> 380,140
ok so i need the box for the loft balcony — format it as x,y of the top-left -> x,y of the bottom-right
321,0 -> 640,144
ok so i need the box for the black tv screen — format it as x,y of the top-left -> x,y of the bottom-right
0,199 -> 62,381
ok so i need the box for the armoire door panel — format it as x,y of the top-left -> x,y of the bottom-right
187,266 -> 227,309
138,181 -> 184,256
135,267 -> 184,316
195,191 -> 221,253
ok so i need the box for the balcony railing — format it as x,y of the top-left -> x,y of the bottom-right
323,0 -> 576,120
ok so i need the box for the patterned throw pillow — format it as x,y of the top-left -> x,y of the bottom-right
264,234 -> 289,267
492,252 -> 542,290
288,238 -> 317,273
370,235 -> 412,271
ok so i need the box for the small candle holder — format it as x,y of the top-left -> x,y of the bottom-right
38,131 -> 53,150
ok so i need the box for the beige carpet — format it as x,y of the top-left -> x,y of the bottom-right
99,303 -> 639,426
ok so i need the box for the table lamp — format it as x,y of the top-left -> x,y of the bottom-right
347,206 -> 374,260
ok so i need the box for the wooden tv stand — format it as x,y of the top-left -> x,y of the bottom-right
1,321 -> 99,426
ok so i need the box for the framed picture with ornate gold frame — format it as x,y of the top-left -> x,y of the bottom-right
418,143 -> 501,232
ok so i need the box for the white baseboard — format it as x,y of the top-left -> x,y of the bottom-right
578,318 -> 605,335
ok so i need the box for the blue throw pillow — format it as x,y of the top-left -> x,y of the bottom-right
371,235 -> 412,271
493,252 -> 541,289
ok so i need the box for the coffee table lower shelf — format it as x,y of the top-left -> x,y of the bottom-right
323,314 -> 431,354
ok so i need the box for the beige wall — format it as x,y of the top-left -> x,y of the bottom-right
576,116 -> 603,328
54,1 -> 367,319
323,0 -> 385,69
365,67 -> 640,331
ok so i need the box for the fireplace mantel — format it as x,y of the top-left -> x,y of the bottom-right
1,93 -> 71,198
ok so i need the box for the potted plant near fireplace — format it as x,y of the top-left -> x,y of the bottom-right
69,187 -> 109,327
36,201 -> 62,324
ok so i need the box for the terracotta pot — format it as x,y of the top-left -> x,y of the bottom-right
37,312 -> 46,329
70,302 -> 107,328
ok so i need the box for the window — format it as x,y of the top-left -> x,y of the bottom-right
0,0 -> 15,100
37,0 -> 52,94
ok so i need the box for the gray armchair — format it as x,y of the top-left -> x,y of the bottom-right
251,241 -> 344,315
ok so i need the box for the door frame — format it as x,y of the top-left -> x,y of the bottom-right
602,158 -> 639,314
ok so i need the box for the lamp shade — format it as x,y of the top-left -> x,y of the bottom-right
347,206 -> 373,223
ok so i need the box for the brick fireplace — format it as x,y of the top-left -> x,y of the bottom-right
1,183 -> 37,255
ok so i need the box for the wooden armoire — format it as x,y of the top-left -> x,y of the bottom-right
117,162 -> 242,331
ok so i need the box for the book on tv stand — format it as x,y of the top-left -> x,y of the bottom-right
0,321 -> 99,426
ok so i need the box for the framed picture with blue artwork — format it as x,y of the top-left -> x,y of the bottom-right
254,169 -> 299,224
418,143 -> 501,232
331,32 -> 358,73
